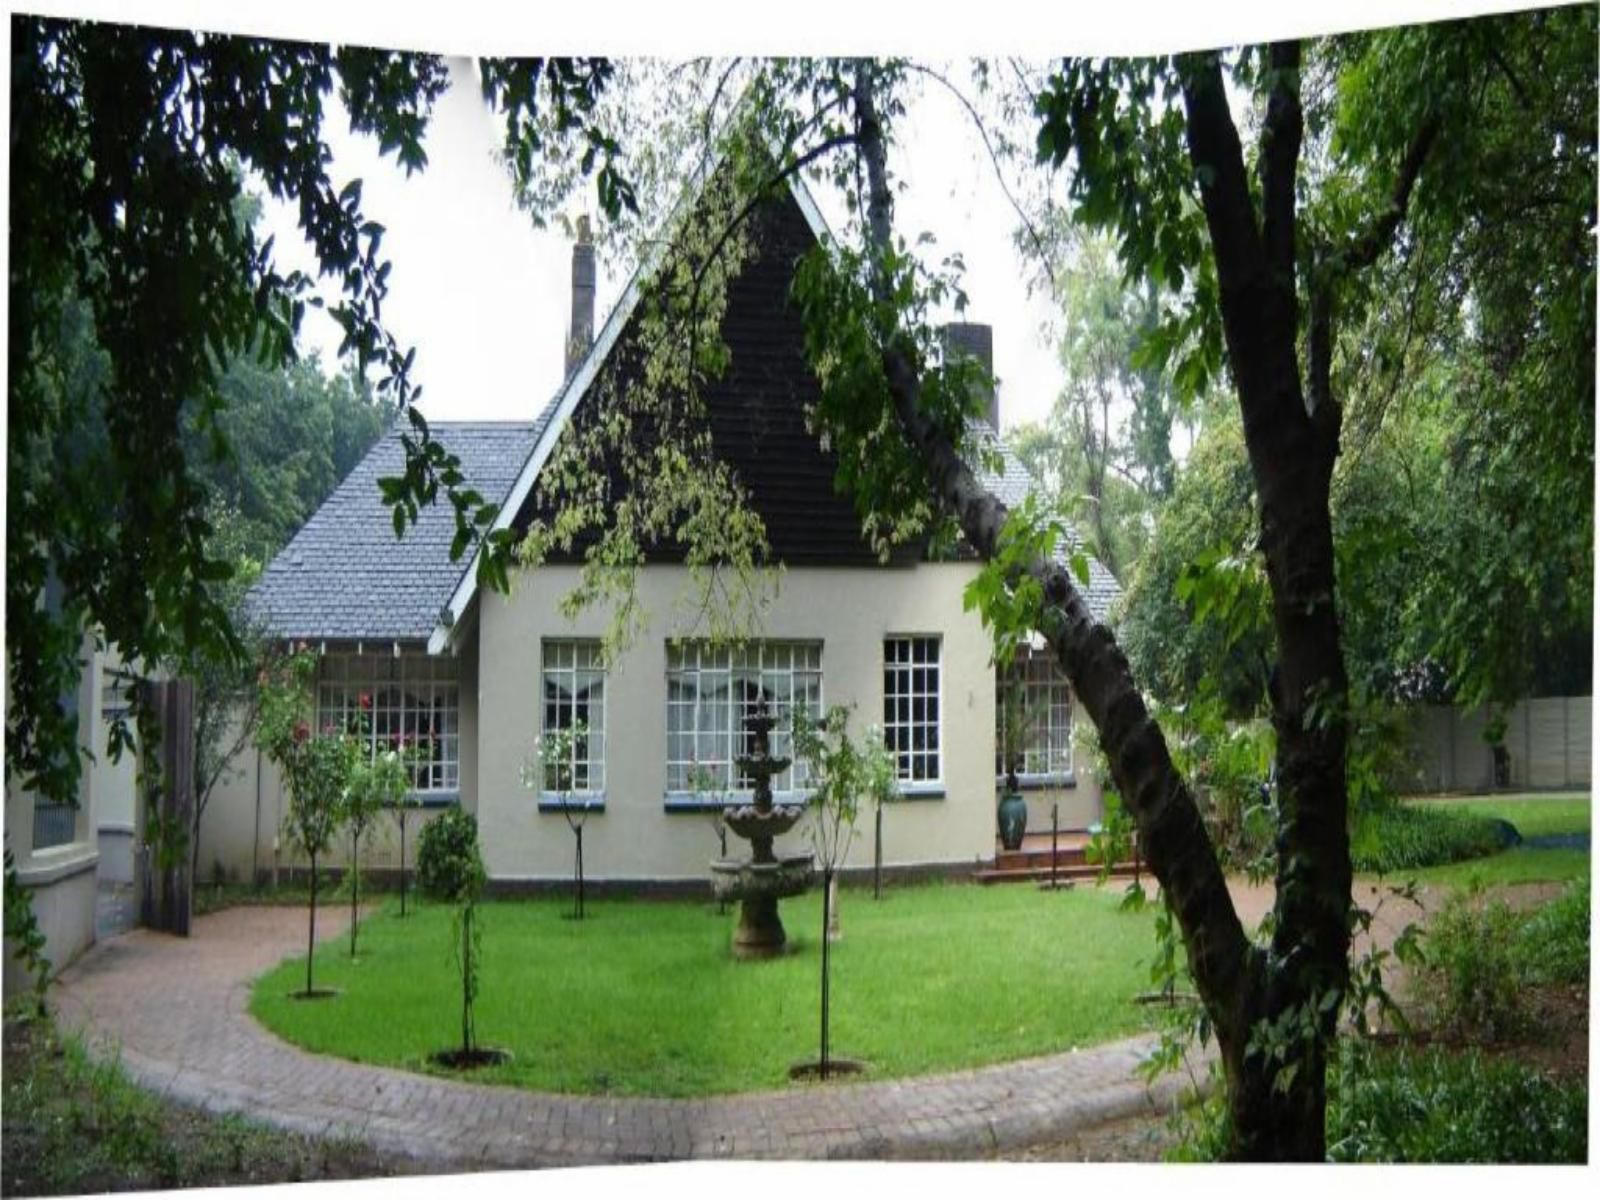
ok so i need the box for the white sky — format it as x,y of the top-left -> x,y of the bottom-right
232,0 -> 1508,435
9,0 -> 1511,443
256,57 -> 1068,431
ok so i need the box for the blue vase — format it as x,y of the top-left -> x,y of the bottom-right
997,791 -> 1027,851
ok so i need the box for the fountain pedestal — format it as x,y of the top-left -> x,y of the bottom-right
709,704 -> 814,959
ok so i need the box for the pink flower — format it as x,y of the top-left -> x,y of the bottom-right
359,692 -> 372,711
293,720 -> 310,744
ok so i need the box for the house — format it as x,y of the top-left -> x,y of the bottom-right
4,634 -> 149,993
201,170 -> 1122,888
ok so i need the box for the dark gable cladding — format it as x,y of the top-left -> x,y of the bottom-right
247,419 -> 545,642
508,184 -> 1121,621
514,188 -> 920,567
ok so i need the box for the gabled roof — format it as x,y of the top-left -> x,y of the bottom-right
247,419 -> 548,643
428,168 -> 834,653
427,169 -> 1123,651
972,423 -> 1123,621
249,153 -> 1121,650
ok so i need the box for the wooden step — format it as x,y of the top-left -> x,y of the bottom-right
993,845 -> 1092,872
971,861 -> 1142,886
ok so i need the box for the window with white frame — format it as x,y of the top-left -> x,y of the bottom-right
883,636 -> 941,784
541,640 -> 606,793
666,641 -> 822,794
317,653 -> 460,795
996,646 -> 1074,780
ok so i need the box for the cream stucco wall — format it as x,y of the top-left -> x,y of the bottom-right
4,632 -> 102,997
473,562 -> 1005,882
198,633 -> 480,884
192,573 -> 1107,886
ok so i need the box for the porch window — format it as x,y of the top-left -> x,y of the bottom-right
317,653 -> 460,796
541,640 -> 607,793
665,641 -> 822,794
996,646 -> 1074,781
884,635 -> 941,784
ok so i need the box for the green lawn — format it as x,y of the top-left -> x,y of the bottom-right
1416,792 -> 1591,839
1378,792 -> 1591,888
251,881 -> 1160,1097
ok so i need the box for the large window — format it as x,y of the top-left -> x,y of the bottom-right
666,641 -> 822,794
541,640 -> 606,794
884,636 -> 941,785
997,646 -> 1074,780
318,653 -> 460,795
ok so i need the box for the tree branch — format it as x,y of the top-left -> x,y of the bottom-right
1259,42 -> 1303,289
1308,112 -> 1440,455
1177,52 -> 1267,315
1336,115 -> 1440,276
903,61 -> 1060,291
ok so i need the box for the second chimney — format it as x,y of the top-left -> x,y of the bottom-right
565,216 -> 596,378
941,322 -> 997,430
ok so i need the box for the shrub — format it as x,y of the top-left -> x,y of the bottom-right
1420,891 -> 1526,1041
1167,1038 -> 1588,1163
1349,804 -> 1507,874
1514,877 -> 1591,986
416,807 -> 486,1058
1327,1039 -> 1586,1163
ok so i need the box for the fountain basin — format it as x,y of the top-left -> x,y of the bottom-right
723,802 -> 805,842
710,854 -> 814,903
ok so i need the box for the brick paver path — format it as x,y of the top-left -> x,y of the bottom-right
52,905 -> 1205,1168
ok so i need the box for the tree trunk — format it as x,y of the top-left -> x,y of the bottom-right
461,903 -> 475,1055
349,829 -> 360,958
819,866 -> 833,1079
306,854 -> 318,997
848,59 -> 1287,1158
399,812 -> 408,917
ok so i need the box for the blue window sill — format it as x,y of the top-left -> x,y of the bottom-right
537,794 -> 606,813
897,783 -> 946,800
398,792 -> 459,809
664,792 -> 810,813
995,773 -> 1077,792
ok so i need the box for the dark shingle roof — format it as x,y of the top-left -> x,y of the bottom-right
247,419 -> 547,641
973,423 -> 1123,624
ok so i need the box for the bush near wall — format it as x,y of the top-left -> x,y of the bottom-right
1349,804 -> 1509,874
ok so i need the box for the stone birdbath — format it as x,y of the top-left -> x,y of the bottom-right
710,702 -> 814,959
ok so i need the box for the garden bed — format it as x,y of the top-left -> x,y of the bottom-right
1,1011 -> 406,1195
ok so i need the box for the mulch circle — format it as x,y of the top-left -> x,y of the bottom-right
288,987 -> 341,1001
787,1057 -> 868,1083
430,1047 -> 513,1070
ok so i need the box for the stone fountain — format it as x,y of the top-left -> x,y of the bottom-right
709,702 -> 814,959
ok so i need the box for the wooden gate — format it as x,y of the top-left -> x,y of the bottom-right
136,679 -> 195,936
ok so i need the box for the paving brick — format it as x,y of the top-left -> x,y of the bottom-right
52,905 -> 1211,1169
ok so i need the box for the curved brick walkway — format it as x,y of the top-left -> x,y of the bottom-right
52,905 -> 1205,1167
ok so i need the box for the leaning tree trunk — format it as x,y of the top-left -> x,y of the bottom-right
845,53 -> 1422,1159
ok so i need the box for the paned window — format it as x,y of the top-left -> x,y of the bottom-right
541,640 -> 606,793
666,642 -> 822,793
883,636 -> 941,784
996,647 -> 1074,780
317,653 -> 460,795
